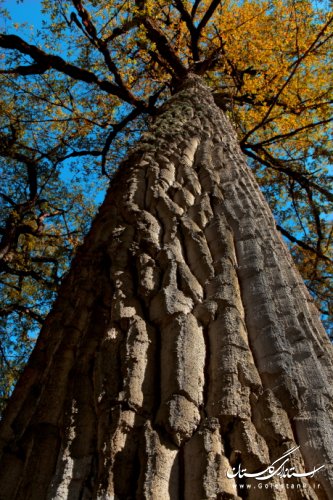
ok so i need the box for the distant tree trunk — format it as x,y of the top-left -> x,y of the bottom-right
0,75 -> 332,500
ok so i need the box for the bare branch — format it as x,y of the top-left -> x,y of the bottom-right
191,0 -> 202,19
71,0 -> 142,106
242,145 -> 333,203
0,62 -> 49,75
0,33 -> 144,107
277,224 -> 331,263
197,0 -> 221,35
0,193 -> 17,207
56,149 -> 102,164
246,117 -> 333,149
0,304 -> 44,324
101,107 -> 142,177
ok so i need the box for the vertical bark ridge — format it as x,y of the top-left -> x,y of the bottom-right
0,74 -> 332,499
210,117 -> 333,496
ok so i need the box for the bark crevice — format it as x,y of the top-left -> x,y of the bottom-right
0,73 -> 332,499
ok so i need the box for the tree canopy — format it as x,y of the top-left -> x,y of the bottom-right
0,0 -> 332,409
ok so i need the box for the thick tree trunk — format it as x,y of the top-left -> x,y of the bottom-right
0,75 -> 332,500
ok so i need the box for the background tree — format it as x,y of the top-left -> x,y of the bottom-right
0,0 -> 332,497
0,87 -> 106,406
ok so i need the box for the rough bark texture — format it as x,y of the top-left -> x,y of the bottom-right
0,75 -> 332,499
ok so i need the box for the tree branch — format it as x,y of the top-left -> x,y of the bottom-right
56,149 -> 102,164
0,304 -> 44,324
247,117 -> 333,149
191,0 -> 202,19
0,33 -> 144,107
0,193 -> 17,207
277,224 -> 331,263
197,0 -> 221,35
101,108 -> 143,177
243,146 -> 333,203
104,19 -> 138,44
71,0 -> 142,106
140,17 -> 188,78
173,0 -> 199,60
241,15 -> 333,142
0,62 -> 49,75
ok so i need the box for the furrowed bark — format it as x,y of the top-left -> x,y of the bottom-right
0,74 -> 332,499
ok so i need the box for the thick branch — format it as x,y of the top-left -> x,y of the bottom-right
192,45 -> 223,74
140,17 -> 188,78
0,33 -> 144,107
196,0 -> 221,34
173,0 -> 199,60
0,62 -> 49,75
191,0 -> 202,19
56,149 -> 102,164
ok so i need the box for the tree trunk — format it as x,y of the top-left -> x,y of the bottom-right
0,75 -> 332,500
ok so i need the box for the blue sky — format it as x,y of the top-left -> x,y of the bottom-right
2,0 -> 42,28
